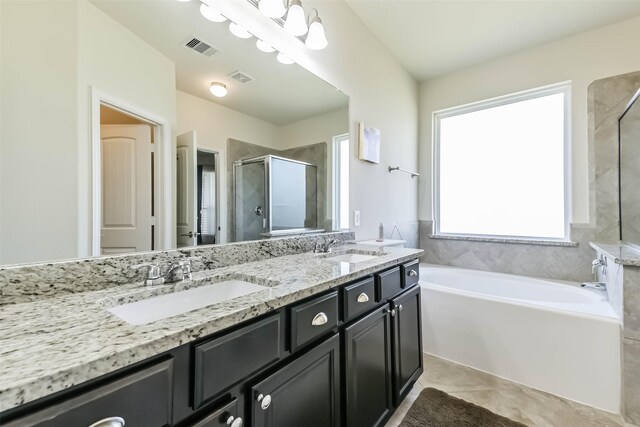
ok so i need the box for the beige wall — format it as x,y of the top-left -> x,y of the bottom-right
0,1 -> 79,265
419,15 -> 640,225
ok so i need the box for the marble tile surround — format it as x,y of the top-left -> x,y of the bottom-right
385,354 -> 628,427
420,220 -> 595,282
624,338 -> 640,425
0,231 -> 354,305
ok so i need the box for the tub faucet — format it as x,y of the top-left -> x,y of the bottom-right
592,256 -> 607,277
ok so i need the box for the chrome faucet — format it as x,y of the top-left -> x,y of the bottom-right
314,239 -> 339,254
592,255 -> 607,277
132,258 -> 196,286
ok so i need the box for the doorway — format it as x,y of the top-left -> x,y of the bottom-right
196,150 -> 219,245
99,105 -> 156,255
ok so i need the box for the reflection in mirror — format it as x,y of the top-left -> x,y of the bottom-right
619,88 -> 640,247
0,0 -> 349,265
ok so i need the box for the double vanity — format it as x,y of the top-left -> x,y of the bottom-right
0,236 -> 423,427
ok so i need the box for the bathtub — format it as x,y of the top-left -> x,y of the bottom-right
420,264 -> 621,413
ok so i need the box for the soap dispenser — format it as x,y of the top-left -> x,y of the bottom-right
377,223 -> 384,242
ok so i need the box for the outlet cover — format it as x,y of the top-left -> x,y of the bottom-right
354,210 -> 361,227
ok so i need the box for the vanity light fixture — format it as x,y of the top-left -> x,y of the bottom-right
200,2 -> 227,22
258,0 -> 286,18
256,39 -> 276,53
283,0 -> 308,36
304,9 -> 327,50
276,52 -> 295,64
210,82 -> 228,97
229,22 -> 253,39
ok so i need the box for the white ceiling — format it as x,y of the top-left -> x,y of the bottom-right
345,0 -> 640,81
91,0 -> 347,126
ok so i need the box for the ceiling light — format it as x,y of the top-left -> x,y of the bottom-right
229,22 -> 252,39
277,52 -> 295,65
258,0 -> 286,18
256,39 -> 276,53
284,0 -> 308,36
210,82 -> 228,97
199,2 -> 226,22
305,10 -> 327,50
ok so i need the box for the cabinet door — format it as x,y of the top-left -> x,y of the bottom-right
345,307 -> 392,427
391,285 -> 423,405
251,334 -> 341,427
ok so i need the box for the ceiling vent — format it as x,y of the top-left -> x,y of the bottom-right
229,70 -> 255,84
184,37 -> 218,57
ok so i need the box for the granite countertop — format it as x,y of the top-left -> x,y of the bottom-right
590,242 -> 640,267
0,245 -> 422,412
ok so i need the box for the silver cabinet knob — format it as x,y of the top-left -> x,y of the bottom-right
390,309 -> 396,317
311,312 -> 328,326
398,304 -> 403,312
88,417 -> 125,427
227,416 -> 243,427
356,292 -> 369,303
408,270 -> 418,277
257,393 -> 272,410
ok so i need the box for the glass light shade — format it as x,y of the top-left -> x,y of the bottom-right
176,0 -> 191,2
256,39 -> 276,53
210,82 -> 228,97
258,0 -> 286,18
276,52 -> 295,65
305,18 -> 327,50
229,22 -> 252,39
199,3 -> 226,22
284,2 -> 308,36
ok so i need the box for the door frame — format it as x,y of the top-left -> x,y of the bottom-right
91,87 -> 173,256
196,148 -> 221,246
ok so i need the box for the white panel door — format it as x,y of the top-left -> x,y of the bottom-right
101,125 -> 152,254
176,131 -> 197,247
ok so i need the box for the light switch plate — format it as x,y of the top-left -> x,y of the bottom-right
354,210 -> 361,227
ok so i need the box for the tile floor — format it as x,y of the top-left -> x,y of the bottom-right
386,354 -> 633,427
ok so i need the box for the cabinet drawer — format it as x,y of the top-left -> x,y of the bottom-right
4,359 -> 173,427
401,260 -> 420,288
290,291 -> 339,351
191,398 -> 241,427
376,267 -> 402,301
342,277 -> 376,322
194,312 -> 284,408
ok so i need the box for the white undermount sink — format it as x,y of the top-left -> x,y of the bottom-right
107,280 -> 268,325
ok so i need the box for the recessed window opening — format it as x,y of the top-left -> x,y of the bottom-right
433,82 -> 571,240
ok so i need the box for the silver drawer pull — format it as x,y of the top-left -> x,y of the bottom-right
88,417 -> 125,427
356,292 -> 369,303
311,312 -> 328,326
408,270 -> 418,277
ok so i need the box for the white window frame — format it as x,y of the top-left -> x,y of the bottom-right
332,133 -> 350,230
432,82 -> 572,242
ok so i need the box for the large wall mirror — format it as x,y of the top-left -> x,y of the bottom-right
0,0 -> 350,266
619,88 -> 640,247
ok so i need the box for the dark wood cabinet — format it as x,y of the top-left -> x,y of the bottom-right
251,334 -> 341,427
190,399 -> 241,427
344,307 -> 393,427
391,285 -> 423,405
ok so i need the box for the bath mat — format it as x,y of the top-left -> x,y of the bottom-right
399,388 -> 527,427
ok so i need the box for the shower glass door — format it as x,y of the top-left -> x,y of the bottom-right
234,160 -> 266,241
270,157 -> 317,231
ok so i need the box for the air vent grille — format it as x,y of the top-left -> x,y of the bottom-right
184,37 -> 218,57
229,70 -> 255,84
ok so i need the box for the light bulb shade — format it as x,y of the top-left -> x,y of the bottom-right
229,22 -> 252,39
284,2 -> 308,36
277,52 -> 295,65
256,39 -> 276,53
210,82 -> 228,97
199,3 -> 226,22
305,17 -> 327,50
258,0 -> 286,18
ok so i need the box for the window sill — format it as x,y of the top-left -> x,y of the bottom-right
428,234 -> 578,247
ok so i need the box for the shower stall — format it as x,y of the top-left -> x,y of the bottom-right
233,155 -> 319,241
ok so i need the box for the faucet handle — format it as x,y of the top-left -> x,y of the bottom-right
131,263 -> 164,285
